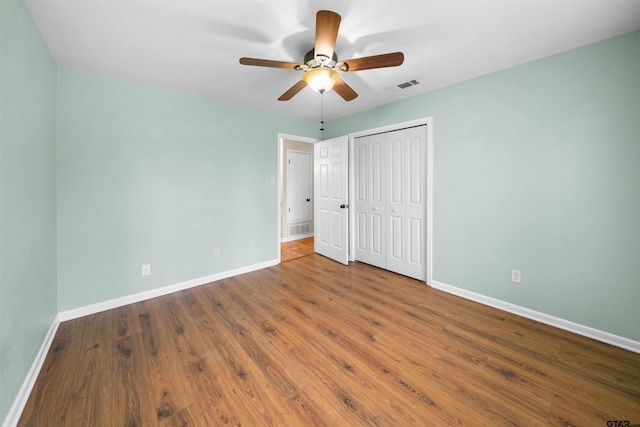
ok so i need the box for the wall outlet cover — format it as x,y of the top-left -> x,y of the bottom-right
511,270 -> 522,284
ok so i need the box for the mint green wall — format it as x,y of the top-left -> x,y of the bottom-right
327,31 -> 640,341
0,0 -> 58,421
57,67 -> 318,311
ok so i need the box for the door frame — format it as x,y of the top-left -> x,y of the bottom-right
277,133 -> 319,263
348,117 -> 433,285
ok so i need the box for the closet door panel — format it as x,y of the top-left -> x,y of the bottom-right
355,143 -> 368,203
387,211 -> 405,274
371,209 -> 384,261
405,126 -> 426,280
371,138 -> 384,204
356,211 -> 368,261
407,133 -> 424,207
369,134 -> 386,268
387,131 -> 404,206
406,217 -> 424,280
354,138 -> 370,262
386,130 -> 406,274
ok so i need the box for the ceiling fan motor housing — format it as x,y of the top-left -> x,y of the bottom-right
302,48 -> 339,70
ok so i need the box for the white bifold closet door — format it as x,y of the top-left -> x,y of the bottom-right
354,126 -> 426,281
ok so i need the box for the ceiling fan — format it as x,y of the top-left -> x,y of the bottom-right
239,10 -> 404,102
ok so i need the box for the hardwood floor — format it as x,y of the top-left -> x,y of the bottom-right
19,254 -> 640,426
281,237 -> 314,262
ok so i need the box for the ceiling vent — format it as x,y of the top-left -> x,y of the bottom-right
387,79 -> 421,93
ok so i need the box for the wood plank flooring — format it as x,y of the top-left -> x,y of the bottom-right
281,237 -> 314,262
18,254 -> 640,426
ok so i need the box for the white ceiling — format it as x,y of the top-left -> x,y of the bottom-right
25,0 -> 640,121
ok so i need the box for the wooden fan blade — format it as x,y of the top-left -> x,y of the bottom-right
315,10 -> 341,60
239,57 -> 300,70
333,79 -> 358,101
340,52 -> 404,72
278,80 -> 308,101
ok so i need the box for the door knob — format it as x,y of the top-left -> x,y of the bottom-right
340,204 -> 349,209
306,199 -> 311,202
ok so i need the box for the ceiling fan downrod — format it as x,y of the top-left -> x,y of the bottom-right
320,92 -> 325,132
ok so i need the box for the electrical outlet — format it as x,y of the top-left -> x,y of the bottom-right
142,264 -> 151,276
213,248 -> 220,257
511,270 -> 522,284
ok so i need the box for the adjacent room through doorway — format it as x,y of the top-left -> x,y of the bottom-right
281,237 -> 314,262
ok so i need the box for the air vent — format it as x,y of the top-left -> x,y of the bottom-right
387,79 -> 421,93
289,223 -> 311,236
398,79 -> 420,89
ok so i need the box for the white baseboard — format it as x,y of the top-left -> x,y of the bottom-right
3,314 -> 60,427
280,233 -> 314,243
58,259 -> 278,321
430,280 -> 640,354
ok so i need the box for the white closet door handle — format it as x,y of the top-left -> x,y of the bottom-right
392,209 -> 399,212
372,207 -> 378,211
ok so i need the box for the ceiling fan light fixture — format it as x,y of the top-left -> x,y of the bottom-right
239,10 -> 403,102
303,68 -> 340,93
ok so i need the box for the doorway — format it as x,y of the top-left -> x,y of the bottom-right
277,134 -> 319,262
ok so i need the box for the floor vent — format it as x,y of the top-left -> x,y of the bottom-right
289,223 -> 311,236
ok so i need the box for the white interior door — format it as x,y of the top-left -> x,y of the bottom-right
354,134 -> 385,269
386,127 -> 426,280
314,135 -> 349,265
286,150 -> 311,222
354,137 -> 370,264
386,130 -> 406,275
404,126 -> 426,280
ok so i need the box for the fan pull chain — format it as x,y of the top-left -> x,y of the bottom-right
320,92 -> 325,132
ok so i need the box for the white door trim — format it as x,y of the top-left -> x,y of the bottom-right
277,133 -> 319,263
347,117 -> 433,285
